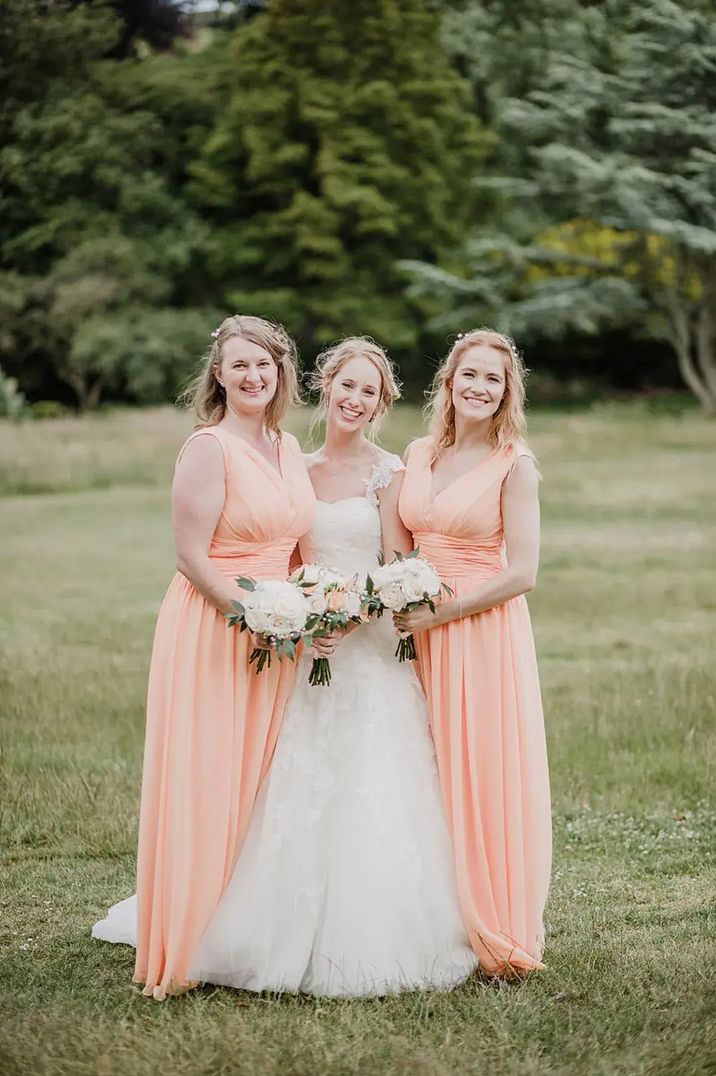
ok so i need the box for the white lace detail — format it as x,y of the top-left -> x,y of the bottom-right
364,453 -> 404,506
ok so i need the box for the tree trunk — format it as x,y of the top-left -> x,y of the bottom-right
695,266 -> 716,406
59,366 -> 103,412
86,379 -> 103,410
667,296 -> 716,415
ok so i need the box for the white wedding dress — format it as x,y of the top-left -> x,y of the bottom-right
93,454 -> 477,996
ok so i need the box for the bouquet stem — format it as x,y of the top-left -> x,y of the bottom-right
395,634 -> 417,662
308,656 -> 332,686
249,647 -> 272,674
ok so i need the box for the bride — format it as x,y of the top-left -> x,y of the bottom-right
94,336 -> 476,997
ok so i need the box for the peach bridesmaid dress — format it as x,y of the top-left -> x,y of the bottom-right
93,425 -> 316,999
399,437 -> 551,974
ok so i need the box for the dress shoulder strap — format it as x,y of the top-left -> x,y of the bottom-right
365,453 -> 404,506
503,440 -> 539,481
175,426 -> 229,476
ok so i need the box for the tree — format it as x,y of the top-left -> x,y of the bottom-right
0,0 -> 217,407
190,0 -> 490,380
410,0 -> 716,410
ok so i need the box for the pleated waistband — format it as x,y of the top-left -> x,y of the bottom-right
413,533 -> 503,578
209,540 -> 295,580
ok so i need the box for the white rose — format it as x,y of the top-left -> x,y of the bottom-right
306,585 -> 329,615
292,563 -> 322,586
341,589 -> 362,618
243,580 -> 308,636
376,581 -> 406,610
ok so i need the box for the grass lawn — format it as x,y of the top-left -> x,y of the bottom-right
1,402 -> 715,1076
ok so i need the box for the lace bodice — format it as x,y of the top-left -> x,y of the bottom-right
299,454 -> 403,577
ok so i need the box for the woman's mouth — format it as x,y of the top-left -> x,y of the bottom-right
339,405 -> 363,421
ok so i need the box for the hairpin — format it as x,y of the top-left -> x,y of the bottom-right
210,329 -> 219,339
456,332 -> 465,340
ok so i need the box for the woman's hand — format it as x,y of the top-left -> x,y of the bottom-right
393,600 -> 457,636
310,631 -> 338,658
250,632 -> 273,651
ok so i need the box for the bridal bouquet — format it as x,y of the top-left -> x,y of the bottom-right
227,576 -> 310,674
291,564 -> 364,686
369,550 -> 449,662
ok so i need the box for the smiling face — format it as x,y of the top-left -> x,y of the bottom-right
215,335 -> 279,416
327,354 -> 383,434
450,344 -> 507,426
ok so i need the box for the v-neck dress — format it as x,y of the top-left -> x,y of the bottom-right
399,436 -> 551,974
93,425 -> 316,999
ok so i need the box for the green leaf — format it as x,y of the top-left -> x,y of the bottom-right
236,576 -> 257,592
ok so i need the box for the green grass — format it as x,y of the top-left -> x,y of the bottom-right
1,403 -> 715,1076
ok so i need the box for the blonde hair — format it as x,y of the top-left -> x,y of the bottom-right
426,328 -> 528,456
181,314 -> 300,434
309,336 -> 402,438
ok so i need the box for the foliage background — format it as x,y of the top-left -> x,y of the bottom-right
2,0 -> 714,412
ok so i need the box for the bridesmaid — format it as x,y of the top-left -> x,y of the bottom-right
396,328 -> 551,976
93,315 -> 316,999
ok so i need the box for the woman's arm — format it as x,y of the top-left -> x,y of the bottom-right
172,435 -> 242,616
394,456 -> 540,632
377,469 -> 413,561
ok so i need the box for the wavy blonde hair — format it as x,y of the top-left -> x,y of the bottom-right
309,336 -> 402,439
426,328 -> 528,456
181,314 -> 301,435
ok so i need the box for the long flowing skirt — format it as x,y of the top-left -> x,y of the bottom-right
96,618 -> 477,997
93,572 -> 297,999
415,589 -> 552,974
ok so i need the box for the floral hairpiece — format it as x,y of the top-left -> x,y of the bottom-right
456,332 -> 465,339
210,329 -> 219,339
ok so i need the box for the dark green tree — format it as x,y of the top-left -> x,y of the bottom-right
0,0 -> 218,407
190,0 -> 490,381
410,0 -> 716,410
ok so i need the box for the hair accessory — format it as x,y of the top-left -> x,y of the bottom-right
456,332 -> 464,339
210,329 -> 219,339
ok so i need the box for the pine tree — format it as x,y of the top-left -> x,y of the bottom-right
411,0 -> 716,411
190,0 -> 489,376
